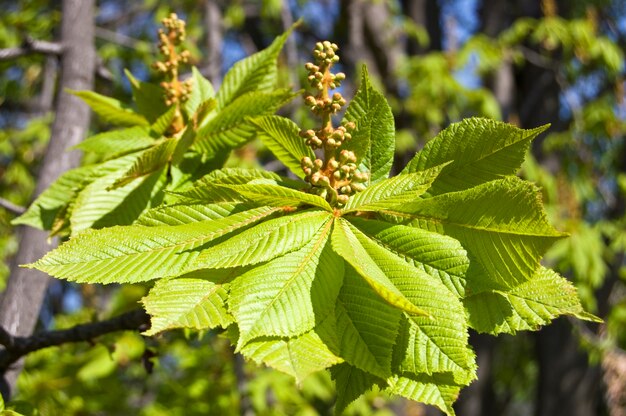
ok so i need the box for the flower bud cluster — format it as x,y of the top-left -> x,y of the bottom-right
152,13 -> 193,106
300,41 -> 368,207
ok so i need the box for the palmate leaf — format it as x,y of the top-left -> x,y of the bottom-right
216,26 -> 293,108
402,117 -> 549,195
342,66 -> 395,184
229,220 -> 341,346
250,115 -> 315,179
29,207 -> 282,284
331,218 -> 429,316
464,267 -> 601,335
384,177 -> 566,290
193,90 -> 295,155
70,90 -> 149,127
195,210 -> 332,269
142,278 -> 233,336
349,217 -> 469,297
341,165 -> 446,213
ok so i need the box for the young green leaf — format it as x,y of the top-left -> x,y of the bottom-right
342,66 -> 395,184
70,90 -> 149,127
142,278 -> 233,335
135,202 -> 246,226
349,217 -> 469,297
331,218 -> 429,316
216,26 -> 293,108
464,267 -> 601,334
29,207 -> 282,284
341,164 -> 446,213
213,183 -> 332,211
331,363 -> 384,414
239,316 -> 343,384
402,118 -> 549,195
109,138 -> 178,189
125,69 -> 169,123
250,115 -> 316,179
74,126 -> 155,158
70,167 -> 166,234
229,222 -> 341,346
387,373 -> 462,416
195,210 -> 332,269
12,155 -> 140,230
384,177 -> 566,290
183,66 -> 216,119
333,266 -> 402,378
193,90 -> 295,155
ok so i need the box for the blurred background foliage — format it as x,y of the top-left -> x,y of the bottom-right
0,0 -> 624,415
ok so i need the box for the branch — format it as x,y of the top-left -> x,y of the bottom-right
0,38 -> 63,62
0,308 -> 150,372
0,198 -> 25,216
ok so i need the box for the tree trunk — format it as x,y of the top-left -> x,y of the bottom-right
0,0 -> 95,398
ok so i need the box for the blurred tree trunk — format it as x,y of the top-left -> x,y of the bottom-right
201,0 -> 223,87
0,0 -> 95,398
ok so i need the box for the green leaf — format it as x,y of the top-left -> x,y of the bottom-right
12,155 -> 138,230
464,267 -> 601,335
347,222 -> 475,383
70,90 -> 148,127
250,115 -> 315,179
341,164 -> 446,213
69,166 -> 166,234
195,210 -> 332,269
331,363 -> 383,414
334,266 -> 402,378
331,218 -> 429,316
136,202 -> 246,226
387,373 -> 461,416
240,316 -> 343,384
402,118 -> 549,195
193,90 -> 295,155
149,106 -> 178,137
183,66 -> 216,119
216,27 -> 292,108
74,126 -> 155,158
343,66 -> 395,184
110,138 -> 178,189
385,177 -> 566,290
142,278 -> 233,335
170,168 -> 298,204
125,69 -> 169,123
29,207 -> 282,284
230,220 -> 341,346
348,217 -> 469,297
213,183 -> 332,211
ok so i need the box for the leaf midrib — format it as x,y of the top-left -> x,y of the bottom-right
379,209 -> 563,238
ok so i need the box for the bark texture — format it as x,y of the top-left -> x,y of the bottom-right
0,0 -> 95,398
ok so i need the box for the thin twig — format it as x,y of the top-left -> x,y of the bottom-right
0,308 -> 150,372
0,38 -> 63,62
0,198 -> 25,216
